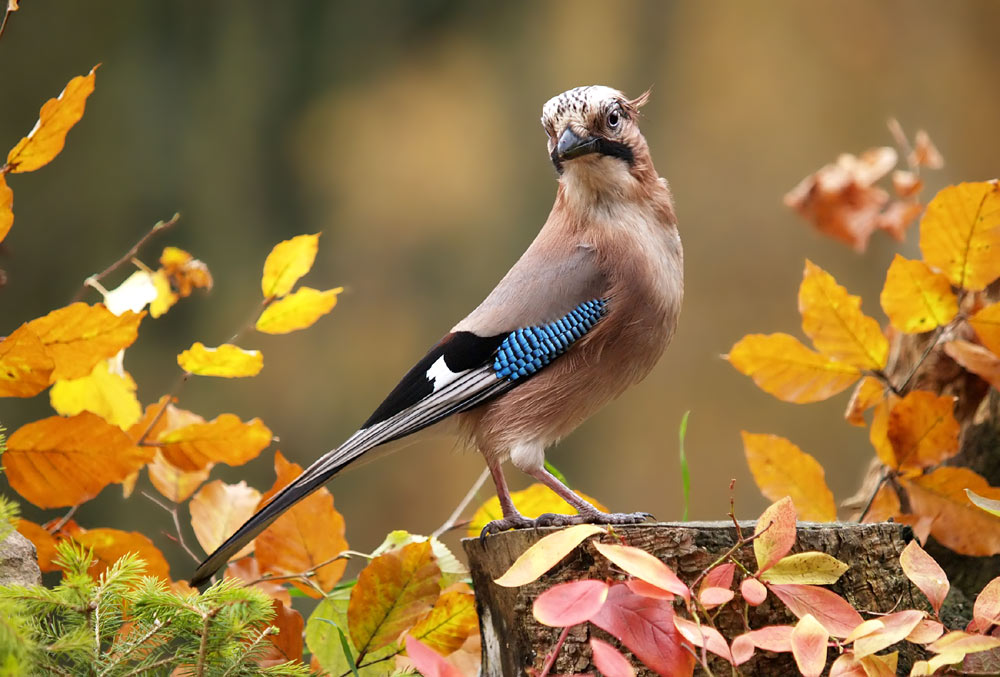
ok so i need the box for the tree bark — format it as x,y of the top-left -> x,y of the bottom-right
464,521 -> 924,676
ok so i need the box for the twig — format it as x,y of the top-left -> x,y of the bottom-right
895,325 -> 946,395
142,491 -> 202,564
247,552 -> 353,586
0,4 -> 14,43
222,626 -> 274,677
855,468 -> 890,524
887,118 -> 917,172
195,607 -> 220,677
50,504 -> 79,533
99,618 -> 165,675
537,626 -> 571,677
431,467 -> 490,539
71,213 -> 180,303
689,521 -> 772,593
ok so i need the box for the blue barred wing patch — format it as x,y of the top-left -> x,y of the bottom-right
493,299 -> 607,380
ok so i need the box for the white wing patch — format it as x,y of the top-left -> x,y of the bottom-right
426,355 -> 463,391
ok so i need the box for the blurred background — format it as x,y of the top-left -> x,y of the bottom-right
2,1 -> 999,578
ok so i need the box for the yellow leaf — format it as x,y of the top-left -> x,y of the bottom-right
261,233 -> 320,299
901,467 -> 1000,556
0,324 -> 54,397
920,181 -> 1000,291
493,524 -> 605,587
25,303 -> 143,381
159,413 -> 272,470
256,286 -> 343,335
944,339 -> 1000,390
50,357 -> 142,429
0,172 -> 12,244
727,333 -> 859,403
408,591 -> 478,656
5,412 -> 153,508
147,450 -> 209,503
967,489 -> 1000,518
888,390 -> 960,471
160,246 -> 212,297
149,270 -> 178,318
844,375 -> 884,427
969,302 -> 1000,356
6,66 -> 99,173
742,432 -> 836,522
799,260 -> 888,370
189,480 -> 261,560
759,552 -> 849,585
880,255 -> 958,333
177,342 -> 263,377
71,527 -> 171,582
467,482 -> 609,538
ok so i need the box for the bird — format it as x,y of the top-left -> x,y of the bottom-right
191,85 -> 683,587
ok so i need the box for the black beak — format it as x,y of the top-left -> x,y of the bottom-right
556,128 -> 600,161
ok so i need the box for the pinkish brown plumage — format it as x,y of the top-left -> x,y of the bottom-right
192,85 -> 682,586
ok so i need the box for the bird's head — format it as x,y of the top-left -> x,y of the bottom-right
541,85 -> 653,190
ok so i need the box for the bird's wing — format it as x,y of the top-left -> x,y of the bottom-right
191,242 -> 607,586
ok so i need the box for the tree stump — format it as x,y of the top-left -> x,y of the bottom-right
464,521 -> 924,676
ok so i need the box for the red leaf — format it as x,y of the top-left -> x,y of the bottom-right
900,540 -> 949,615
404,635 -> 463,677
590,583 -> 695,677
741,577 -> 768,606
592,541 -> 690,601
673,616 -> 733,663
768,583 -> 863,637
791,614 -> 829,677
699,587 -> 735,608
731,626 -> 794,666
532,579 -> 609,628
626,579 -> 674,600
702,562 -> 736,591
754,497 -> 797,573
589,638 -> 636,677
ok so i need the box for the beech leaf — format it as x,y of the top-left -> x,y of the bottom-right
945,339 -> 1000,390
887,390 -> 960,471
25,303 -> 143,381
493,524 -> 603,587
177,342 -> 263,378
0,173 -> 12,244
920,181 -> 1000,291
759,551 -> 849,585
899,540 -> 949,614
969,302 -> 1000,355
901,467 -> 1000,556
532,579 -> 609,627
589,638 -> 636,677
0,324 -> 54,398
189,480 -> 261,559
753,496 -> 797,573
158,413 -> 272,470
408,591 -> 478,656
71,527 -> 171,582
844,375 -> 885,427
262,233 -> 320,299
743,433 -> 837,522
592,541 -> 690,601
256,286 -> 343,334
49,357 -> 142,429
147,450 -> 210,503
880,255 -> 958,333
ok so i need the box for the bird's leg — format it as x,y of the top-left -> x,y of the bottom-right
527,465 -> 653,527
479,457 -> 534,539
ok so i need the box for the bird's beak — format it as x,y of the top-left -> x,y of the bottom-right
557,128 -> 600,161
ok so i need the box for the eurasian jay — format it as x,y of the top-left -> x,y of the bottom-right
191,85 -> 683,586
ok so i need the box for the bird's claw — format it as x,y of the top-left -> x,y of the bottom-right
480,514 -> 536,541
479,510 -> 654,541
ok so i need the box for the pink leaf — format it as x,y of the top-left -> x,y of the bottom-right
589,638 -> 636,677
900,540 -> 949,615
730,634 -> 755,666
791,614 -> 829,677
974,577 -> 1000,630
699,586 -> 735,608
853,609 -> 924,658
673,616 -> 733,663
741,577 -> 768,606
592,541 -> 690,601
405,635 -> 463,677
907,619 -> 945,644
739,625 -> 795,653
702,562 -> 736,591
768,583 -> 863,637
754,496 -> 797,573
626,579 -> 674,600
532,579 -> 609,627
830,652 -> 867,677
590,583 -> 695,677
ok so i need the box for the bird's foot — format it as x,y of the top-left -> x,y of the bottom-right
480,514 -> 537,540
534,510 -> 654,527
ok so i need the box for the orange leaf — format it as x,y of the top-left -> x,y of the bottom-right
901,467 -> 1000,556
768,584 -> 863,637
160,246 -> 212,297
533,579 -> 609,627
880,255 -> 958,333
159,413 -> 272,470
72,527 -> 170,581
969,302 -> 1000,355
257,599 -> 304,667
49,357 -> 142,429
189,480 -> 261,559
0,172 -> 12,244
0,324 -> 54,397
590,637 -> 637,677
920,181 -> 1000,291
799,260 -> 888,370
790,614 -> 829,677
910,130 -> 944,169
742,433 -> 836,522
348,541 -> 440,655
6,412 -> 152,508
753,496 -> 797,573
147,450 -> 210,503
25,303 -> 143,381
6,66 -> 98,173
255,451 -> 349,595
592,541 -> 690,601
844,375 -> 884,427
255,286 -> 343,335
868,396 -> 898,468
945,339 -> 1000,390
887,390 -> 960,471
727,333 -> 859,403
899,539 -> 949,614
863,484 -> 901,523
224,557 -> 290,606
177,342 -> 263,378
468,483 -> 608,537
17,519 -> 59,571
409,591 -> 478,656
261,233 -> 319,299
493,524 -> 604,587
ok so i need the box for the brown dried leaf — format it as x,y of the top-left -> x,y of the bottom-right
189,480 -> 261,559
945,339 -> 1000,390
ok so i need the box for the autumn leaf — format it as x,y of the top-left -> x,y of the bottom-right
262,233 -> 320,299
945,339 -> 1000,390
6,66 -> 98,173
790,614 -> 828,677
307,589 -> 397,676
71,527 -> 170,581
0,324 -> 54,397
759,552 -> 849,585
910,130 -> 944,169
592,541 -> 690,601
160,246 -> 213,296
257,599 -> 304,667
404,635 -> 464,677
348,541 -> 441,655
17,519 -> 59,571
0,172 -> 12,244
370,530 -> 468,589
767,583 -> 863,637
966,488 -> 1000,518
50,357 -> 142,429
969,302 -> 1000,355
673,616 -> 732,662
899,536 -> 949,615
254,451 -> 349,595
868,397 -> 898,468
851,610 -> 924,658
754,496 -> 797,573
589,638 -> 636,677
533,579 -> 609,627
147,450 -> 210,503
256,286 -> 343,334
493,524 -> 604,587
224,556 -> 290,606
799,260 -> 888,370
741,578 -> 767,606
149,270 -> 178,318
972,577 -> 1000,631
468,483 -> 608,537
844,376 -> 884,427
408,591 -> 478,656
864,483 -> 902,523
731,626 -> 794,665
920,181 -> 1000,291
177,342 -> 263,378
742,433 -> 837,522
887,390 -> 960,471
727,333 -> 860,403
880,255 -> 958,333
189,480 -> 261,559
25,303 -> 143,381
158,413 -> 272,470
901,467 -> 1000,556
6,412 -> 152,508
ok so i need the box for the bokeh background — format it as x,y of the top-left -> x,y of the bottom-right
2,1 -> 999,578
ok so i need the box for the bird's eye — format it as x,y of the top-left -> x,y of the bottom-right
607,109 -> 621,129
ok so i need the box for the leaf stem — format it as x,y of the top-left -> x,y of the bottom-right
431,467 -> 490,538
141,491 -> 202,564
537,626 -> 571,677
855,468 -> 890,524
0,5 -> 13,44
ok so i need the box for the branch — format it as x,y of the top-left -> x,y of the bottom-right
142,491 -> 202,564
0,3 -> 14,44
431,467 -> 489,539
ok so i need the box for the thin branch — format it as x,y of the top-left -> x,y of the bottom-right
896,325 -> 946,394
142,491 -> 202,564
0,4 -> 14,43
431,467 -> 490,539
537,626 -> 571,677
195,607 -> 220,677
246,552 -> 353,586
50,504 -> 79,533
71,213 -> 180,303
855,468 -> 890,524
222,626 -> 274,677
